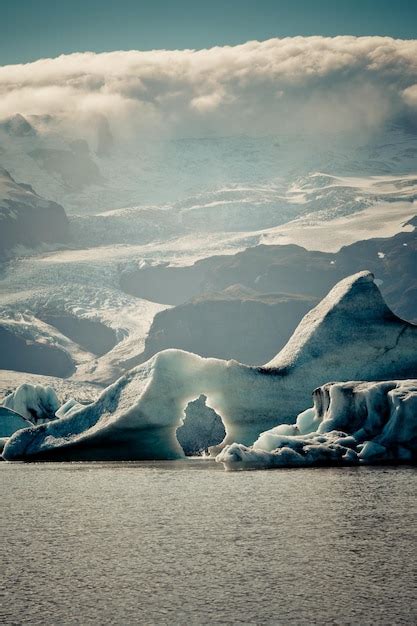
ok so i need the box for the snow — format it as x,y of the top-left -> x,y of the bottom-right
0,166 -> 68,255
1,125 -> 417,391
1,116 -> 416,215
0,251 -> 169,384
0,313 -> 94,371
258,198 -> 416,252
217,380 -> 417,469
264,271 -> 417,375
4,271 -> 417,462
2,383 -> 60,423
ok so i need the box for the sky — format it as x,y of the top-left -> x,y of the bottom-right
0,1 -> 416,144
1,0 -> 417,65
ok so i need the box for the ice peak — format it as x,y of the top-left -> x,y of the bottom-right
265,270 -> 405,369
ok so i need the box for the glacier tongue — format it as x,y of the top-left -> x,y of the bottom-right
3,271 -> 417,462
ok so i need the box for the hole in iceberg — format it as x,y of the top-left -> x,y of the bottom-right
176,394 -> 226,456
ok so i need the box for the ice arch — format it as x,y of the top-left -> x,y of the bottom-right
4,271 -> 417,461
3,350 -> 280,461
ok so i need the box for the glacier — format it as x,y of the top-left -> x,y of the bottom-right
217,379 -> 417,469
2,131 -> 416,391
3,271 -> 417,462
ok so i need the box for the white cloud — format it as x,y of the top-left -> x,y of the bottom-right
403,83 -> 417,107
0,36 -> 416,139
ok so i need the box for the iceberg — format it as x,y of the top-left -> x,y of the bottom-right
0,406 -> 33,455
217,379 -> 417,469
2,383 -> 60,423
0,406 -> 32,437
3,271 -> 417,462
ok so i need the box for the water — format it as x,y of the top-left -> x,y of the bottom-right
1,460 -> 416,625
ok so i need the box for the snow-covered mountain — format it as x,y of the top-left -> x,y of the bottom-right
0,114 -> 416,395
122,216 -> 417,321
0,166 -> 68,256
1,112 -> 416,217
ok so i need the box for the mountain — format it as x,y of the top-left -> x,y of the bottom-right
0,167 -> 69,256
0,114 -> 37,138
0,114 -> 103,211
139,286 -> 318,365
121,218 -> 417,323
0,116 -> 416,395
1,114 -> 416,216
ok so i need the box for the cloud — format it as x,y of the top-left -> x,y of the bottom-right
0,36 -> 416,140
403,83 -> 417,107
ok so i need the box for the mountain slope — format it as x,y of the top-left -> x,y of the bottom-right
140,287 -> 318,365
121,219 -> 417,322
0,167 -> 69,256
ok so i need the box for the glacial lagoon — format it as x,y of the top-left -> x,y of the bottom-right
1,460 -> 416,625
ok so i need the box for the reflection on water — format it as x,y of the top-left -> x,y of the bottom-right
1,460 -> 416,625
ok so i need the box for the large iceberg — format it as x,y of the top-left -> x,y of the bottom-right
4,271 -> 417,462
217,379 -> 417,469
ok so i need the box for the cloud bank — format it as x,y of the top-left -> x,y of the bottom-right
0,36 -> 417,139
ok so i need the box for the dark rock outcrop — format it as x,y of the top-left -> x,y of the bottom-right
121,219 -> 417,322
142,286 -> 318,365
0,167 -> 69,255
